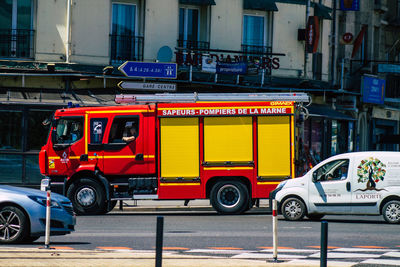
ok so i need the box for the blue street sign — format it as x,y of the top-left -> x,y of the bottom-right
119,62 -> 177,79
216,62 -> 247,75
362,76 -> 385,105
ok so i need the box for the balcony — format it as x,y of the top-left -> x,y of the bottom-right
110,34 -> 144,65
177,39 -> 210,51
0,29 -> 35,59
241,44 -> 272,56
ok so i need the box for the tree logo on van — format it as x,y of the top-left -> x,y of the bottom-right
356,157 -> 386,192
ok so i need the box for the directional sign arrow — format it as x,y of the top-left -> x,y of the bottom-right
118,61 -> 177,79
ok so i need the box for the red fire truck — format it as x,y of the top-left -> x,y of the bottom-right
39,93 -> 309,215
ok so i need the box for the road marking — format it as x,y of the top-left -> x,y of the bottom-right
334,248 -> 394,252
161,247 -> 189,250
188,249 -> 254,254
232,253 -> 307,259
383,252 -> 400,257
260,249 -> 319,253
207,247 -> 243,250
362,259 -> 400,265
97,247 -> 132,250
309,252 -> 381,258
306,246 -> 341,249
50,246 -> 74,250
354,245 -> 388,249
257,246 -> 295,249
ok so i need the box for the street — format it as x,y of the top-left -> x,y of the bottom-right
12,208 -> 400,262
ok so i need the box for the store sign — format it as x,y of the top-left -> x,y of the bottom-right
340,0 -> 360,11
175,50 -> 281,71
377,64 -> 400,74
306,16 -> 320,53
362,76 -> 385,105
340,32 -> 354,45
216,62 -> 247,75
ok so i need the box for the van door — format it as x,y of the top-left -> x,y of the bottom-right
308,159 -> 351,214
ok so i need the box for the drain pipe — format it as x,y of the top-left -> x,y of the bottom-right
66,0 -> 72,63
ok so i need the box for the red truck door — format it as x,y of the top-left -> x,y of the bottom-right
48,116 -> 86,176
102,108 -> 154,176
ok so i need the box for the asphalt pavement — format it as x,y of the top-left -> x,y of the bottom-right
0,200 -> 350,267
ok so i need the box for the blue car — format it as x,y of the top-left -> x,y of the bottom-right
0,185 -> 75,243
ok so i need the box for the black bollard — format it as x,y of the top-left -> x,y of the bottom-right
155,216 -> 164,267
320,221 -> 328,267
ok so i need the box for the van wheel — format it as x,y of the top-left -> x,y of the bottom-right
307,214 -> 325,221
281,197 -> 306,221
67,178 -> 106,215
0,206 -> 29,244
210,180 -> 249,214
382,200 -> 400,224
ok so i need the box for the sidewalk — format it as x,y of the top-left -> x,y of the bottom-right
0,247 -> 350,267
111,199 -> 271,213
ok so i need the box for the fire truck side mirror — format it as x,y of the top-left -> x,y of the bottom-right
51,129 -> 57,144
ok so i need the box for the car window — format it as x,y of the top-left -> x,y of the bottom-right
108,116 -> 139,143
313,159 -> 349,182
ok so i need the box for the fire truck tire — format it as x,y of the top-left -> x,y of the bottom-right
210,180 -> 249,215
67,178 -> 106,215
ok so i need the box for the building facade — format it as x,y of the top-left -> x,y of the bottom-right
0,0 -> 397,186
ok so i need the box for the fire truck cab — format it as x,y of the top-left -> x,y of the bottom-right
39,93 -> 309,215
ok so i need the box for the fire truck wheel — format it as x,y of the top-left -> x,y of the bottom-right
281,197 -> 306,221
210,180 -> 249,215
67,178 -> 106,215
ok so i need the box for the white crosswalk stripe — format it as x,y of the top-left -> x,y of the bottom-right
181,247 -> 400,266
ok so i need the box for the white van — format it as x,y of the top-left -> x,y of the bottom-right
273,152 -> 400,223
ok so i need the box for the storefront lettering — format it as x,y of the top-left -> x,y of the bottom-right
175,51 -> 281,70
161,107 -> 290,116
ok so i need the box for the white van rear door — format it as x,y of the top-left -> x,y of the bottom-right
308,159 -> 351,214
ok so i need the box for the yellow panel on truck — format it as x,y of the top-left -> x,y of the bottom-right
257,116 -> 292,179
160,117 -> 199,178
204,117 -> 253,163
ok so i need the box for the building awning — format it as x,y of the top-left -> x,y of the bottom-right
244,0 -> 278,12
313,3 -> 332,20
179,0 -> 216,5
307,104 -> 356,121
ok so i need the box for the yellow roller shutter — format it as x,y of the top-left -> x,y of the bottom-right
258,116 -> 291,178
160,118 -> 199,178
204,117 -> 253,163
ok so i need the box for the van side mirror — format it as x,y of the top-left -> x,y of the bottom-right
312,172 -> 317,183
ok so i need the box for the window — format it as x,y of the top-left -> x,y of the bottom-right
178,5 -> 210,50
54,117 -> 84,144
242,12 -> 271,55
108,116 -> 139,143
90,118 -> 108,144
0,110 -> 22,150
110,2 -> 143,63
314,159 -> 349,182
27,109 -> 53,151
0,0 -> 34,58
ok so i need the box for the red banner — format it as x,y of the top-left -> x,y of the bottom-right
306,16 -> 320,53
351,25 -> 367,58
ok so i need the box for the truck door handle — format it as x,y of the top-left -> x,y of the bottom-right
346,181 -> 351,192
135,153 -> 144,161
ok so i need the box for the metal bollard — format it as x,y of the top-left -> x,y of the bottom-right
44,188 -> 51,249
272,199 -> 278,261
321,221 -> 328,267
155,216 -> 164,267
